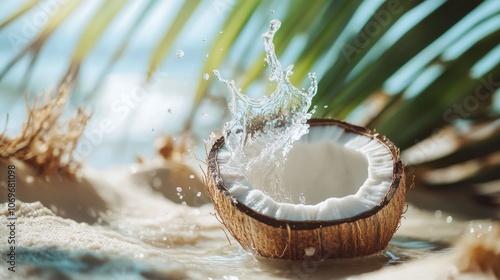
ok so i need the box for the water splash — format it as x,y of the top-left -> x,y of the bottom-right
176,50 -> 184,59
213,19 -> 317,203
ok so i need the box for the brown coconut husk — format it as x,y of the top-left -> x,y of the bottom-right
206,118 -> 409,259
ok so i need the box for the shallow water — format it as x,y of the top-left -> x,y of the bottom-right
2,160 -> 497,280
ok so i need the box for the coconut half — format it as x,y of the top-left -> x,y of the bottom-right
206,118 -> 408,259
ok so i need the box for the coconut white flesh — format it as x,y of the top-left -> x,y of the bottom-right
217,125 -> 394,221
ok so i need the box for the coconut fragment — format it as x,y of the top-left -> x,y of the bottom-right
206,118 -> 408,259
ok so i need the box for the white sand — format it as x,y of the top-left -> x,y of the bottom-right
1,160 -> 499,279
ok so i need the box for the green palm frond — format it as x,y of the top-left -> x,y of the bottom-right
0,0 -> 499,203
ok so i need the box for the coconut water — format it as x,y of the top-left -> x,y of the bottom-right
213,19 -> 317,203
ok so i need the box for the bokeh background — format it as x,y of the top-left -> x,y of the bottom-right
1,0 -> 499,216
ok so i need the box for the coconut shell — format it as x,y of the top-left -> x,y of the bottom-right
206,118 -> 408,259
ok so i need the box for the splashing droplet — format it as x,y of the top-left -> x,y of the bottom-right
446,216 -> 453,223
189,174 -> 195,179
176,50 -> 184,58
213,19 -> 317,203
176,187 -> 182,192
203,73 -> 210,80
196,192 -> 202,197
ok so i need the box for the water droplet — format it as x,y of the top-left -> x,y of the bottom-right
219,31 -> 223,34
196,192 -> 202,197
270,9 -> 275,13
179,195 -> 184,200
203,73 -> 209,80
206,54 -> 209,58
213,19 -> 317,204
151,177 -> 162,189
202,113 -> 208,118
446,216 -> 453,223
299,193 -> 306,204
176,50 -> 184,58
434,210 -> 442,218
26,176 -> 34,184
49,204 -> 58,213
181,201 -> 187,206
167,108 -> 172,114
189,174 -> 195,179
176,187 -> 182,192
304,247 -> 315,257
323,105 -> 328,109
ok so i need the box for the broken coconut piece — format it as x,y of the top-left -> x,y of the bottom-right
206,118 -> 408,259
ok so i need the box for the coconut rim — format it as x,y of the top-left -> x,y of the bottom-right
208,118 -> 404,230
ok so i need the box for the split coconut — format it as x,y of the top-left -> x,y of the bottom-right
205,19 -> 407,259
206,118 -> 407,259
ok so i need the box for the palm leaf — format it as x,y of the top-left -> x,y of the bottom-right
0,0 -> 499,200
87,1 -> 159,96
